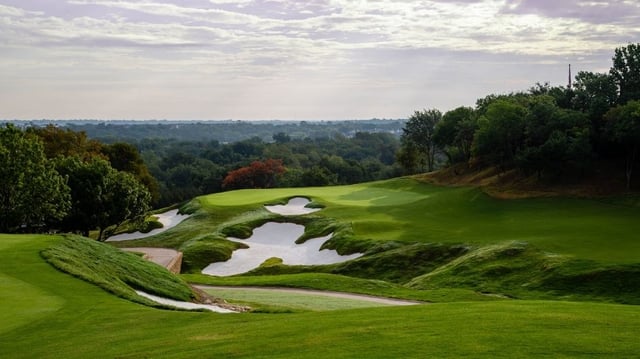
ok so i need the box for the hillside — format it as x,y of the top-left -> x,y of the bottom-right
420,162 -> 639,199
111,177 -> 640,304
3,176 -> 640,357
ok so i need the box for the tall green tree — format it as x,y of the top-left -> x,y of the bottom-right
396,142 -> 421,174
102,142 -> 160,204
610,43 -> 640,104
474,99 -> 528,169
400,109 -> 442,172
572,71 -> 618,120
434,107 -> 478,164
0,125 -> 70,232
516,96 -> 592,178
102,170 -> 152,241
55,157 -> 151,240
28,124 -> 103,161
605,100 -> 640,190
572,71 -> 619,152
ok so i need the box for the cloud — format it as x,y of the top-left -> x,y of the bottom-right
0,0 -> 636,120
501,0 -> 640,25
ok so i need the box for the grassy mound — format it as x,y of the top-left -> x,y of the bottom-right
332,242 -> 470,283
407,241 -> 640,304
41,235 -> 195,303
180,235 -> 248,273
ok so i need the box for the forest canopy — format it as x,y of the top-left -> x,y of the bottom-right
399,43 -> 640,190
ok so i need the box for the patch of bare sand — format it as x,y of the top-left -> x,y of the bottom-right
106,209 -> 190,242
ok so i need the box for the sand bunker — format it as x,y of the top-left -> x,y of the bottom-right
135,291 -> 236,313
122,247 -> 182,273
202,222 -> 362,276
264,197 -> 321,215
106,209 -> 190,242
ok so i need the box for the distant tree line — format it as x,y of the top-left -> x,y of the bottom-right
138,132 -> 401,205
13,119 -> 405,144
399,43 -> 640,190
1,121 -> 402,234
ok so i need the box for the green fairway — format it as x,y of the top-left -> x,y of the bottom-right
112,177 -> 640,303
0,236 -> 65,335
200,286 -> 396,311
193,178 -> 640,263
2,234 -> 640,358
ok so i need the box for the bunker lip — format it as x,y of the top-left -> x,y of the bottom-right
202,222 -> 362,276
264,197 -> 321,215
135,290 -> 238,313
204,197 -> 361,276
106,209 -> 190,242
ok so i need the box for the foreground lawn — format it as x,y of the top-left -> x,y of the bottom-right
2,234 -> 640,358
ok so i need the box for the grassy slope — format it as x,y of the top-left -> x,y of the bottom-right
2,234 -> 640,358
0,235 -> 65,335
41,235 -> 196,304
194,178 -> 640,263
113,177 -> 640,303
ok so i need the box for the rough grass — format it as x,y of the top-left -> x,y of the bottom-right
407,241 -> 640,304
41,235 -> 195,303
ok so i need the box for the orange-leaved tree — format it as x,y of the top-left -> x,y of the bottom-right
222,159 -> 286,190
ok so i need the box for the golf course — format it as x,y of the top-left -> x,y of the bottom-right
2,176 -> 640,358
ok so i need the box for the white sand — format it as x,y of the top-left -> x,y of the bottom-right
106,209 -> 190,242
202,222 -> 363,276
135,290 -> 236,313
264,197 -> 321,215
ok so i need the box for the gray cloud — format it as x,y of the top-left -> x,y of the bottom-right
0,0 -> 634,120
501,0 -> 640,25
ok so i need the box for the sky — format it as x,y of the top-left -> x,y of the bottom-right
0,0 -> 638,121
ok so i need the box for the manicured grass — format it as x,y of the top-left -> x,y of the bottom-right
1,234 -> 640,358
183,272 -> 495,303
195,178 -> 640,263
107,177 -> 640,305
201,287 -> 394,311
0,235 -> 65,335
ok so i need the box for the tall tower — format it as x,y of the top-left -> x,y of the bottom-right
568,64 -> 572,89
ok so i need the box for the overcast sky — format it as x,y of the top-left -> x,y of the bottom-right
1,0 -> 638,120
